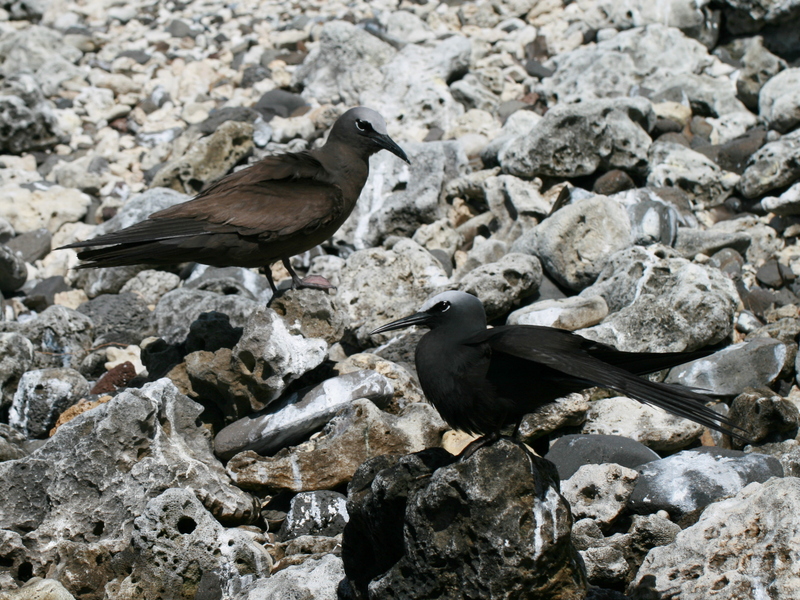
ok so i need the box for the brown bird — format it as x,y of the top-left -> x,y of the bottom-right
61,107 -> 409,292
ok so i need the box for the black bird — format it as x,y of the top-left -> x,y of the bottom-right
371,291 -> 746,444
60,107 -> 409,293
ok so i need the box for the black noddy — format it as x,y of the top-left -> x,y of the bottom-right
60,107 -> 409,293
371,291 -> 749,446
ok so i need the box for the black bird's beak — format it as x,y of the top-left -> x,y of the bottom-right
376,133 -> 410,164
370,311 -> 430,335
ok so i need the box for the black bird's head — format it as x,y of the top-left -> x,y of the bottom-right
330,107 -> 410,164
371,291 -> 487,336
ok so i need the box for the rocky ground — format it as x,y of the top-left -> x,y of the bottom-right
1,0 -> 800,598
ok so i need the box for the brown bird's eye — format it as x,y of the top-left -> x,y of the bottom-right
355,119 -> 373,133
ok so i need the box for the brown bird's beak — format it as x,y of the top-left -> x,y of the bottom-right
370,311 -> 430,335
376,133 -> 410,164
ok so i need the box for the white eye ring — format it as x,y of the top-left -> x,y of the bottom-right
355,119 -> 369,132
441,301 -> 451,312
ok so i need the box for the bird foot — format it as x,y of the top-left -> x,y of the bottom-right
291,274 -> 336,291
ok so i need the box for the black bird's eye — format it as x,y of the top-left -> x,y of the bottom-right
355,119 -> 373,133
430,301 -> 451,313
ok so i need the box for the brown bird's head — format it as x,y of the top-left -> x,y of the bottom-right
328,107 -> 410,164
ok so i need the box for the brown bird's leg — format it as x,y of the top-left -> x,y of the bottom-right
263,264 -> 278,294
281,258 -> 336,291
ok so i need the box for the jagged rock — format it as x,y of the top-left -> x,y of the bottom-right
113,488 -> 271,599
17,306 -> 94,372
507,296 -> 608,330
545,434 -> 661,480
339,239 -> 450,346
758,67 -> 800,134
0,380 -> 257,589
515,195 -> 632,291
77,293 -> 157,346
226,399 -> 447,494
516,393 -> 590,444
118,269 -> 181,306
629,478 -> 800,599
334,353 -> 425,412
728,390 -> 800,448
740,129 -> 800,199
456,252 -> 542,318
269,288 -> 349,345
627,447 -> 783,518
0,245 -> 26,294
341,441 -> 588,600
213,370 -> 394,460
562,463 -> 638,528
9,368 -> 89,439
278,491 -> 348,541
737,37 -> 787,111
665,338 -> 788,394
582,396 -> 704,452
235,554 -> 343,600
500,97 -> 653,179
184,265 -> 272,304
0,578 -> 76,600
578,245 -> 738,352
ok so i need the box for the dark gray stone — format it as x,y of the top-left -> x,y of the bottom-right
628,447 -> 783,518
544,434 -> 661,480
77,292 -> 157,346
729,389 -> 800,448
8,367 -> 89,439
0,244 -> 26,294
278,491 -> 348,541
6,227 -> 51,263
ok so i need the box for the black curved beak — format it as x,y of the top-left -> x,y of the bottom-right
376,133 -> 410,164
370,311 -> 430,335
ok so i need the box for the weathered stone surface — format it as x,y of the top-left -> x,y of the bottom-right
0,245 -> 26,294
269,288 -> 349,345
9,368 -> 89,439
226,399 -> 447,494
562,463 -> 638,528
544,435 -> 661,481
582,396 -> 704,452
278,491 -> 348,541
456,252 -> 542,318
18,306 -> 94,371
728,390 -> 800,448
517,196 -> 632,291
628,447 -> 783,519
0,380 -> 257,587
342,441 -> 587,600
759,67 -> 800,134
500,98 -> 653,179
237,554 -> 343,600
516,393 -> 590,444
508,296 -> 608,330
579,245 -> 738,352
335,353 -> 425,412
213,370 -> 394,460
0,332 -> 33,412
77,292 -> 157,346
629,478 -> 800,599
739,129 -> 800,199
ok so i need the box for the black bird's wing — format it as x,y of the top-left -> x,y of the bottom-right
61,152 -> 346,266
468,325 -> 745,438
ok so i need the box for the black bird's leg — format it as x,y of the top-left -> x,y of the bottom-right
457,431 -> 501,461
281,258 -> 336,291
263,265 -> 278,294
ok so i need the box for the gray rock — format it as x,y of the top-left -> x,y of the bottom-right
739,129 -> 800,199
75,264 -> 148,299
278,491 -> 348,541
411,219 -> 464,259
6,227 -> 51,263
342,442 -> 587,600
292,20 -> 396,106
653,72 -> 747,117
0,423 -> 27,462
18,305 -> 94,371
737,37 -> 787,111
562,463 -> 638,527
184,265 -> 272,303
0,380 -> 258,584
545,434 -> 661,480
484,174 -> 551,242
500,97 -> 653,179
0,332 -> 33,412
228,307 -> 327,406
647,141 -> 740,208
268,288 -> 350,345
151,121 -> 254,194
0,26 -> 82,95
629,478 -> 800,599
582,396 -> 705,452
88,187 -> 190,238
339,239 -> 450,346
580,544 -> 630,588
665,338 -> 787,395
540,25 -> 719,104
457,253 -> 542,319
237,554 -> 343,600
336,141 -> 466,250
0,578 -> 76,600
122,488 -> 271,599
0,75 -> 60,154
761,181 -> 800,215
729,389 -> 800,448
616,192 -> 679,247
628,447 -> 783,518
226,399 -> 446,494
519,195 -> 632,291
450,73 -> 499,112
454,236 -> 507,279
759,67 -> 800,134
579,245 -> 738,352
118,269 -> 181,306
0,244 -> 26,294
76,292 -> 157,346
515,393 -> 590,443
673,226 -> 752,257
507,296 -> 608,330
9,368 -> 89,439
214,370 -> 393,460
746,439 -> 800,478
155,287 -> 262,345
590,0 -> 721,47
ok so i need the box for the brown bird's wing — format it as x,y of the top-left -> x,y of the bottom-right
466,326 -> 746,439
65,152 -> 344,249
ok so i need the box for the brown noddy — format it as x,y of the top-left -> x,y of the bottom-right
60,107 -> 409,292
371,291 -> 749,451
